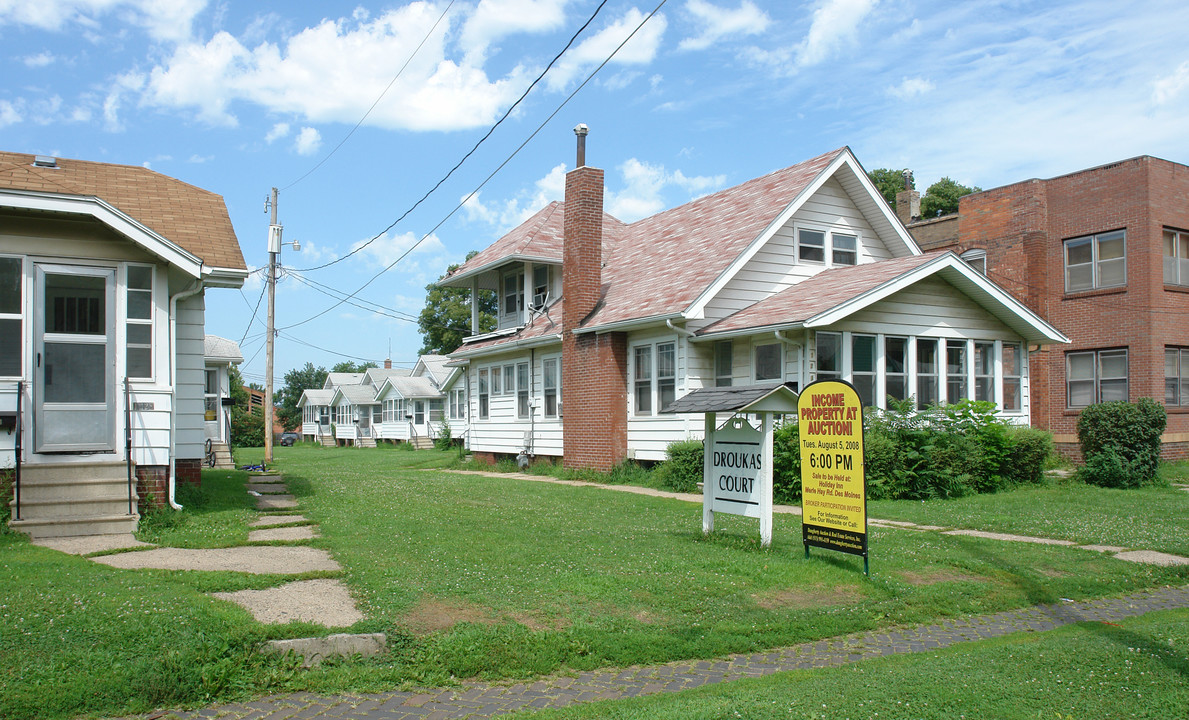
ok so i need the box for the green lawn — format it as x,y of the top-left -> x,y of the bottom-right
2,444 -> 1186,720
516,608 -> 1189,720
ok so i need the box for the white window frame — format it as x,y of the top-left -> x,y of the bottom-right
814,332 -> 841,382
796,226 -> 862,268
516,362 -> 530,418
500,269 -> 523,327
961,249 -> 987,275
542,356 -> 560,418
503,364 -> 516,396
478,368 -> 489,420
851,334 -> 876,407
1166,347 -> 1189,407
532,264 -> 552,308
125,263 -> 154,380
714,340 -> 733,387
0,254 -> 24,379
631,340 -> 676,416
1064,230 -> 1125,292
754,342 -> 784,382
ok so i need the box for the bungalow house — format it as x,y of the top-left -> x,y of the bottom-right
439,132 -> 1067,470
329,383 -> 380,447
374,374 -> 444,448
203,334 -> 242,468
297,388 -> 335,444
0,151 -> 247,537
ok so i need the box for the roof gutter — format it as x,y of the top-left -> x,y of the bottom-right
438,254 -> 561,287
574,313 -> 684,336
449,333 -> 563,359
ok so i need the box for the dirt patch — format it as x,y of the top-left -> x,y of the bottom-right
899,569 -> 984,586
402,596 -> 496,635
510,611 -> 570,632
753,585 -> 862,610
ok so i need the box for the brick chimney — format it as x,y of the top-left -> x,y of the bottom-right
384,358 -> 392,369
895,169 -> 920,224
561,124 -> 628,471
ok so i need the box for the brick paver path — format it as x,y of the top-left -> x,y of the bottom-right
155,584 -> 1189,720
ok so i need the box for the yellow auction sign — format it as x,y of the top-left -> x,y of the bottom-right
798,379 -> 868,574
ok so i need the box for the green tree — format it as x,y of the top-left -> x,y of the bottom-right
330,361 -> 376,374
868,168 -> 914,211
227,364 -> 264,448
920,177 -> 981,218
275,362 -> 328,431
418,251 -> 497,355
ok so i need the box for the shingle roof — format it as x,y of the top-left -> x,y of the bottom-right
336,384 -> 379,405
203,335 -> 243,363
381,375 -> 443,399
298,389 -> 335,406
364,367 -> 412,388
662,383 -> 798,414
585,148 -> 846,329
0,151 -> 245,270
451,300 -> 564,356
417,354 -> 451,383
699,253 -> 945,335
325,372 -> 365,388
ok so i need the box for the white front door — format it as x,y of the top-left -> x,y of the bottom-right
33,264 -> 116,453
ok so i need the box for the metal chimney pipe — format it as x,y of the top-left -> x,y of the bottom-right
574,123 -> 589,167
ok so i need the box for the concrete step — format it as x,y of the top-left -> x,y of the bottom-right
10,513 -> 139,539
12,494 -> 139,520
12,475 -> 135,502
19,461 -> 127,483
409,437 -> 434,450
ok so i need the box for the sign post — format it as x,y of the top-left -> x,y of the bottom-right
798,379 -> 868,575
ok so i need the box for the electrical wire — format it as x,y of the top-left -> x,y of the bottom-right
291,0 -> 613,273
238,280 -> 267,345
281,0 -> 457,192
279,0 -> 668,331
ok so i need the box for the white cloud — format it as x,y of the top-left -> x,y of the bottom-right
142,6 -> 533,130
798,0 -> 878,68
188,153 -> 212,163
460,0 -> 569,63
265,122 -> 290,143
22,51 -> 56,67
1153,60 -> 1189,105
679,0 -> 769,52
0,0 -> 208,43
886,76 -> 934,100
545,8 -> 668,91
102,70 -> 145,131
293,126 -> 321,155
352,230 -> 446,268
462,163 -> 567,231
606,158 -> 726,222
0,100 -> 22,127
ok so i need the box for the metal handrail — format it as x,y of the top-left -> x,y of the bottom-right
124,378 -> 133,516
13,380 -> 23,521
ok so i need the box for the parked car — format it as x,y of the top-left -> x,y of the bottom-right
279,432 -> 299,447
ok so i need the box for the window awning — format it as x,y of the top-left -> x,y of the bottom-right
661,382 -> 800,415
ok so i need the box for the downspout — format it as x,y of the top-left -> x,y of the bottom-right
168,278 -> 204,510
665,318 -> 696,339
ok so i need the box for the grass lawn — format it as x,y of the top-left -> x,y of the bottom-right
2,444 -> 1187,720
515,608 -> 1189,720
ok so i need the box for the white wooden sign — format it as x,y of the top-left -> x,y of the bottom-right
702,414 -> 774,546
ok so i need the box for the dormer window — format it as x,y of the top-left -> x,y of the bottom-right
500,269 -> 524,328
532,265 -> 550,308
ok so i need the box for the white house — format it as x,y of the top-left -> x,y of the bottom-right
203,335 -> 241,468
439,136 -> 1067,469
297,388 -> 334,444
1,151 -> 247,536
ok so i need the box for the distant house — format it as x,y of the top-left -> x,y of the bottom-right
0,151 -> 247,537
438,135 -> 1066,470
901,156 -> 1189,458
297,388 -> 334,444
203,335 -> 241,467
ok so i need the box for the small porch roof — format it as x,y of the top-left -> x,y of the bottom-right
662,382 -> 800,415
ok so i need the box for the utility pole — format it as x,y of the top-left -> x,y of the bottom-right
264,187 -> 279,464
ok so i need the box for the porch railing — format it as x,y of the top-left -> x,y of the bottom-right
12,380 -> 23,521
124,378 -> 134,516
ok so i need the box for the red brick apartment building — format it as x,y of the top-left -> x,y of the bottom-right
904,156 -> 1189,458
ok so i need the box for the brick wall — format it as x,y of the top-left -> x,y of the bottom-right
175,458 -> 201,487
135,465 -> 168,511
957,157 -> 1189,453
907,215 -> 959,251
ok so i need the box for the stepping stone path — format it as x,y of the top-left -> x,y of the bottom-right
249,525 -> 319,542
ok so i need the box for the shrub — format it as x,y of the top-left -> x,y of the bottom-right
434,422 -> 453,451
1004,426 -> 1053,485
229,408 -> 265,448
1077,398 -> 1166,487
657,439 -> 704,493
772,421 -> 802,503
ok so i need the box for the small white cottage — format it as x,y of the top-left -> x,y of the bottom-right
1,151 -> 247,537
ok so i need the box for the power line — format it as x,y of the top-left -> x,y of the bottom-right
238,280 -> 267,345
281,0 -> 457,192
291,0 -> 613,273
279,0 -> 667,331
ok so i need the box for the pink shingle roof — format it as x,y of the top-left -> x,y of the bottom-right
699,252 -> 946,335
0,151 -> 245,270
453,300 -> 565,355
587,148 -> 845,328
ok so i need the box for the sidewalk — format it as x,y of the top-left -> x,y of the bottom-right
152,584 -> 1189,720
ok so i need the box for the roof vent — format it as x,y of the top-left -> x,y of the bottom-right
33,155 -> 58,168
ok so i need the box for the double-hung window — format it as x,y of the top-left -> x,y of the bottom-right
1067,349 -> 1128,407
1065,230 -> 1125,292
798,228 -> 860,267
1164,229 -> 1189,286
916,338 -> 939,409
503,365 -> 515,396
0,256 -> 22,377
516,362 -> 530,418
633,342 -> 676,415
478,368 -> 489,419
885,336 -> 908,402
1166,348 -> 1189,406
126,265 -> 153,379
543,357 -> 560,417
946,340 -> 967,403
755,342 -> 783,382
500,270 -> 523,327
815,332 -> 841,382
798,229 -> 825,263
974,342 -> 994,402
851,334 -> 876,407
490,365 -> 502,395
714,341 -> 733,387
1002,342 -> 1023,412
832,233 -> 857,266
532,265 -> 550,308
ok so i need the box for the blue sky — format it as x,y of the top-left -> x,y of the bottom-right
3,0 -> 1189,384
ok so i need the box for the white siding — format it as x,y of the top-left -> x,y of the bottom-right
627,328 -> 703,462
835,277 -> 1018,340
697,178 -> 893,329
466,347 -> 564,457
174,291 -> 206,462
129,389 -> 173,466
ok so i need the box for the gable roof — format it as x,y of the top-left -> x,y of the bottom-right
698,252 -> 1068,344
415,354 -> 451,384
376,375 -> 443,400
297,388 -> 335,407
363,367 -> 412,388
324,372 -> 365,389
204,335 -> 243,364
0,151 -> 246,273
332,384 -> 379,406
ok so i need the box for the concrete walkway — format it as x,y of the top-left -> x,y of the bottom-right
152,584 -> 1189,720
